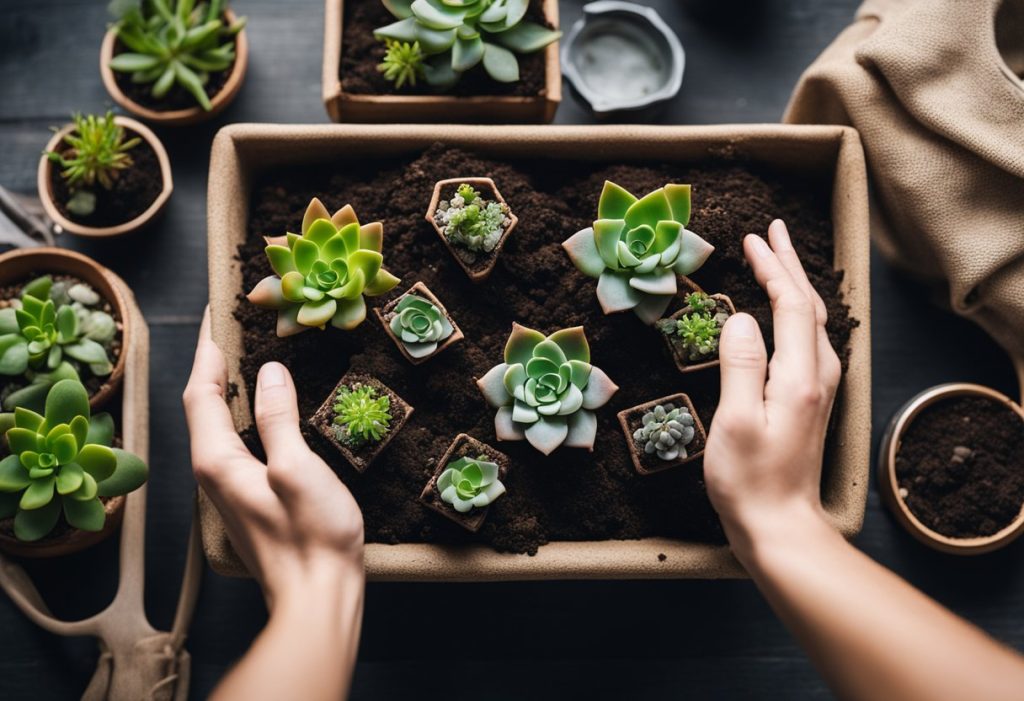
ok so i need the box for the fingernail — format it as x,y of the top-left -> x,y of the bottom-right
749,235 -> 771,258
730,314 -> 757,338
770,219 -> 793,250
260,362 -> 287,389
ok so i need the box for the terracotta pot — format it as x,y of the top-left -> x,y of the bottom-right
425,177 -> 519,282
100,10 -> 248,127
878,383 -> 1024,555
374,281 -> 464,364
322,0 -> 561,123
38,116 -> 173,238
0,496 -> 125,559
0,247 -> 131,411
617,393 -> 706,476
660,293 -> 737,374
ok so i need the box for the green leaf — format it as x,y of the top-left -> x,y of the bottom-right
73,472 -> 98,501
19,475 -> 56,510
452,34 -> 484,72
504,323 -> 545,366
598,181 -> 637,220
51,432 -> 78,464
481,42 -> 518,82
0,309 -> 19,335
97,449 -> 148,497
44,379 -> 90,428
23,276 -> 52,301
624,188 -> 672,230
503,0 -> 528,27
6,427 -> 40,455
382,0 -> 415,19
664,184 -> 692,226
549,327 -> 591,363
423,51 -> 458,87
14,407 -> 44,432
55,305 -> 78,341
172,60 -> 213,111
108,52 -> 162,73
56,462 -> 85,495
77,444 -> 117,482
63,495 -> 106,532
13,499 -> 61,541
70,414 -> 90,449
85,412 -> 115,447
410,0 -> 466,29
493,21 -> 559,52
63,338 -> 110,365
0,455 -> 30,491
152,65 -> 176,98
0,334 -> 29,375
296,298 -> 338,328
265,245 -> 296,276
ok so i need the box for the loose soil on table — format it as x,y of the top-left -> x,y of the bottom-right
235,143 -> 856,555
895,396 -> 1024,538
340,0 -> 548,97
112,39 -> 234,112
50,131 -> 162,228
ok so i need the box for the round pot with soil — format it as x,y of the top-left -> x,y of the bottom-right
100,3 -> 248,126
879,383 -> 1024,555
426,177 -> 518,282
38,113 -> 172,238
0,248 -> 131,413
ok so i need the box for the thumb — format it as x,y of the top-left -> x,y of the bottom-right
254,362 -> 307,471
717,313 -> 768,424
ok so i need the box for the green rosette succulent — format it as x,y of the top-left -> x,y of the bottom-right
476,324 -> 618,455
374,0 -> 562,87
0,379 -> 148,542
247,198 -> 401,337
562,181 -> 715,324
389,293 -> 454,359
333,382 -> 392,449
437,454 -> 505,512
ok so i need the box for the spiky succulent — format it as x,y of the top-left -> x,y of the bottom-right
563,181 -> 715,324
389,293 -> 454,359
434,183 -> 511,253
378,39 -> 426,88
374,0 -> 561,87
108,0 -> 246,110
333,382 -> 392,449
658,293 -> 730,361
0,379 -> 148,542
437,453 -> 505,512
476,324 -> 618,455
633,403 -> 696,462
247,198 -> 401,337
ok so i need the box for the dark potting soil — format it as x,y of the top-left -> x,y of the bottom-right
50,131 -> 162,228
340,0 -> 548,97
234,144 -> 856,554
112,39 -> 234,112
895,396 -> 1024,538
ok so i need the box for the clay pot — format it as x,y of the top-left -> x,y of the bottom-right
374,281 -> 464,365
0,247 -> 131,411
878,383 -> 1024,555
0,496 -> 125,559
38,116 -> 173,238
426,177 -> 519,282
617,393 -> 706,476
100,10 -> 248,126
419,433 -> 511,532
660,292 -> 736,373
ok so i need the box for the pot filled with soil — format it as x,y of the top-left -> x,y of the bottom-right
879,383 -> 1024,554
374,281 -> 464,364
324,0 -> 562,123
38,113 -> 172,238
419,433 -> 510,532
656,290 -> 735,373
426,177 -> 518,282
101,2 -> 248,126
618,393 -> 706,476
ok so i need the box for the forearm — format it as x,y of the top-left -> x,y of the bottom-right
731,506 -> 1024,701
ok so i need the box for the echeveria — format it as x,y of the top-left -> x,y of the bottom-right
476,323 -> 618,455
0,379 -> 148,541
389,293 -> 454,359
562,181 -> 714,324
633,403 -> 695,461
437,454 -> 506,512
247,198 -> 401,336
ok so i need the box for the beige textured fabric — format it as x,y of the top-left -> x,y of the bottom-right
785,0 -> 1024,390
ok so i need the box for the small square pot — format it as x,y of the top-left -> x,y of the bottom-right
426,177 -> 519,282
660,293 -> 736,373
309,373 -> 413,473
420,433 -> 511,532
374,281 -> 464,364
617,393 -> 707,476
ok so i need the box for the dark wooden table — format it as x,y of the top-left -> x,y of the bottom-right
1,1 -> 1021,698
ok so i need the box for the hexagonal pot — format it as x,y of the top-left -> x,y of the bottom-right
419,433 -> 511,532
374,281 -> 464,364
659,293 -> 736,373
617,393 -> 706,476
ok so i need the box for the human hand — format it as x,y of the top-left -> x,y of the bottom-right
183,309 -> 364,610
703,219 -> 842,557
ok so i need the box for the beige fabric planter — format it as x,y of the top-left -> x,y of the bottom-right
205,124 -> 871,580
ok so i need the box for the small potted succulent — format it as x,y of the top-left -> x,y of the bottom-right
563,181 -> 714,324
426,177 -> 518,282
0,379 -> 148,556
247,198 -> 401,336
309,373 -> 413,472
374,281 -> 463,363
101,0 -> 249,126
657,291 -> 736,372
419,433 -> 509,532
476,323 -> 617,455
38,112 -> 173,237
617,394 -> 706,476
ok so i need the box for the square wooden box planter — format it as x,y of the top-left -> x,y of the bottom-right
322,0 -> 562,123
419,433 -> 511,532
617,393 -> 707,477
205,123 -> 871,580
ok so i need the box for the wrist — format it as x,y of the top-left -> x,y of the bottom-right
269,552 -> 364,621
724,500 -> 835,571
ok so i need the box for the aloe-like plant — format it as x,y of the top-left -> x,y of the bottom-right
433,183 -> 511,253
378,39 -> 426,88
247,198 -> 401,336
476,323 -> 618,455
389,293 -> 454,359
563,181 -> 715,324
658,292 -> 730,361
108,0 -> 246,111
374,0 -> 561,87
437,453 -> 505,512
0,379 -> 148,542
633,403 -> 695,462
332,382 -> 392,449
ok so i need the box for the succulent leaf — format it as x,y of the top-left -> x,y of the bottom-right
332,382 -> 392,448
388,292 -> 455,360
437,453 -> 505,512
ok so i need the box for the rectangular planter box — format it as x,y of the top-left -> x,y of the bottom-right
322,0 -> 562,123
205,124 -> 871,580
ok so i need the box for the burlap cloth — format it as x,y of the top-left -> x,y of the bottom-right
785,0 -> 1024,390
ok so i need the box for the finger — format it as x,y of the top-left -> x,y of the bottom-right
253,362 -> 309,485
716,313 -> 768,426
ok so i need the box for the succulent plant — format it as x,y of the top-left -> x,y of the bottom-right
108,0 -> 246,111
633,403 -> 695,462
0,379 -> 148,542
332,382 -> 393,449
247,198 -> 401,337
434,183 -> 511,253
658,293 -> 730,361
476,323 -> 618,455
563,181 -> 715,324
378,39 -> 426,88
389,293 -> 454,359
437,453 -> 506,512
374,0 -> 561,87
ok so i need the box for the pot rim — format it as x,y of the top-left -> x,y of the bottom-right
37,115 -> 173,238
879,382 -> 1024,555
0,495 -> 125,558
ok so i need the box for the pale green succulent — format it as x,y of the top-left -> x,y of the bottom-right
658,292 -> 730,361
247,198 -> 401,337
632,403 -> 695,462
433,183 -> 511,253
389,293 -> 454,359
333,382 -> 392,449
476,324 -> 618,455
563,181 -> 715,324
437,453 -> 505,512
